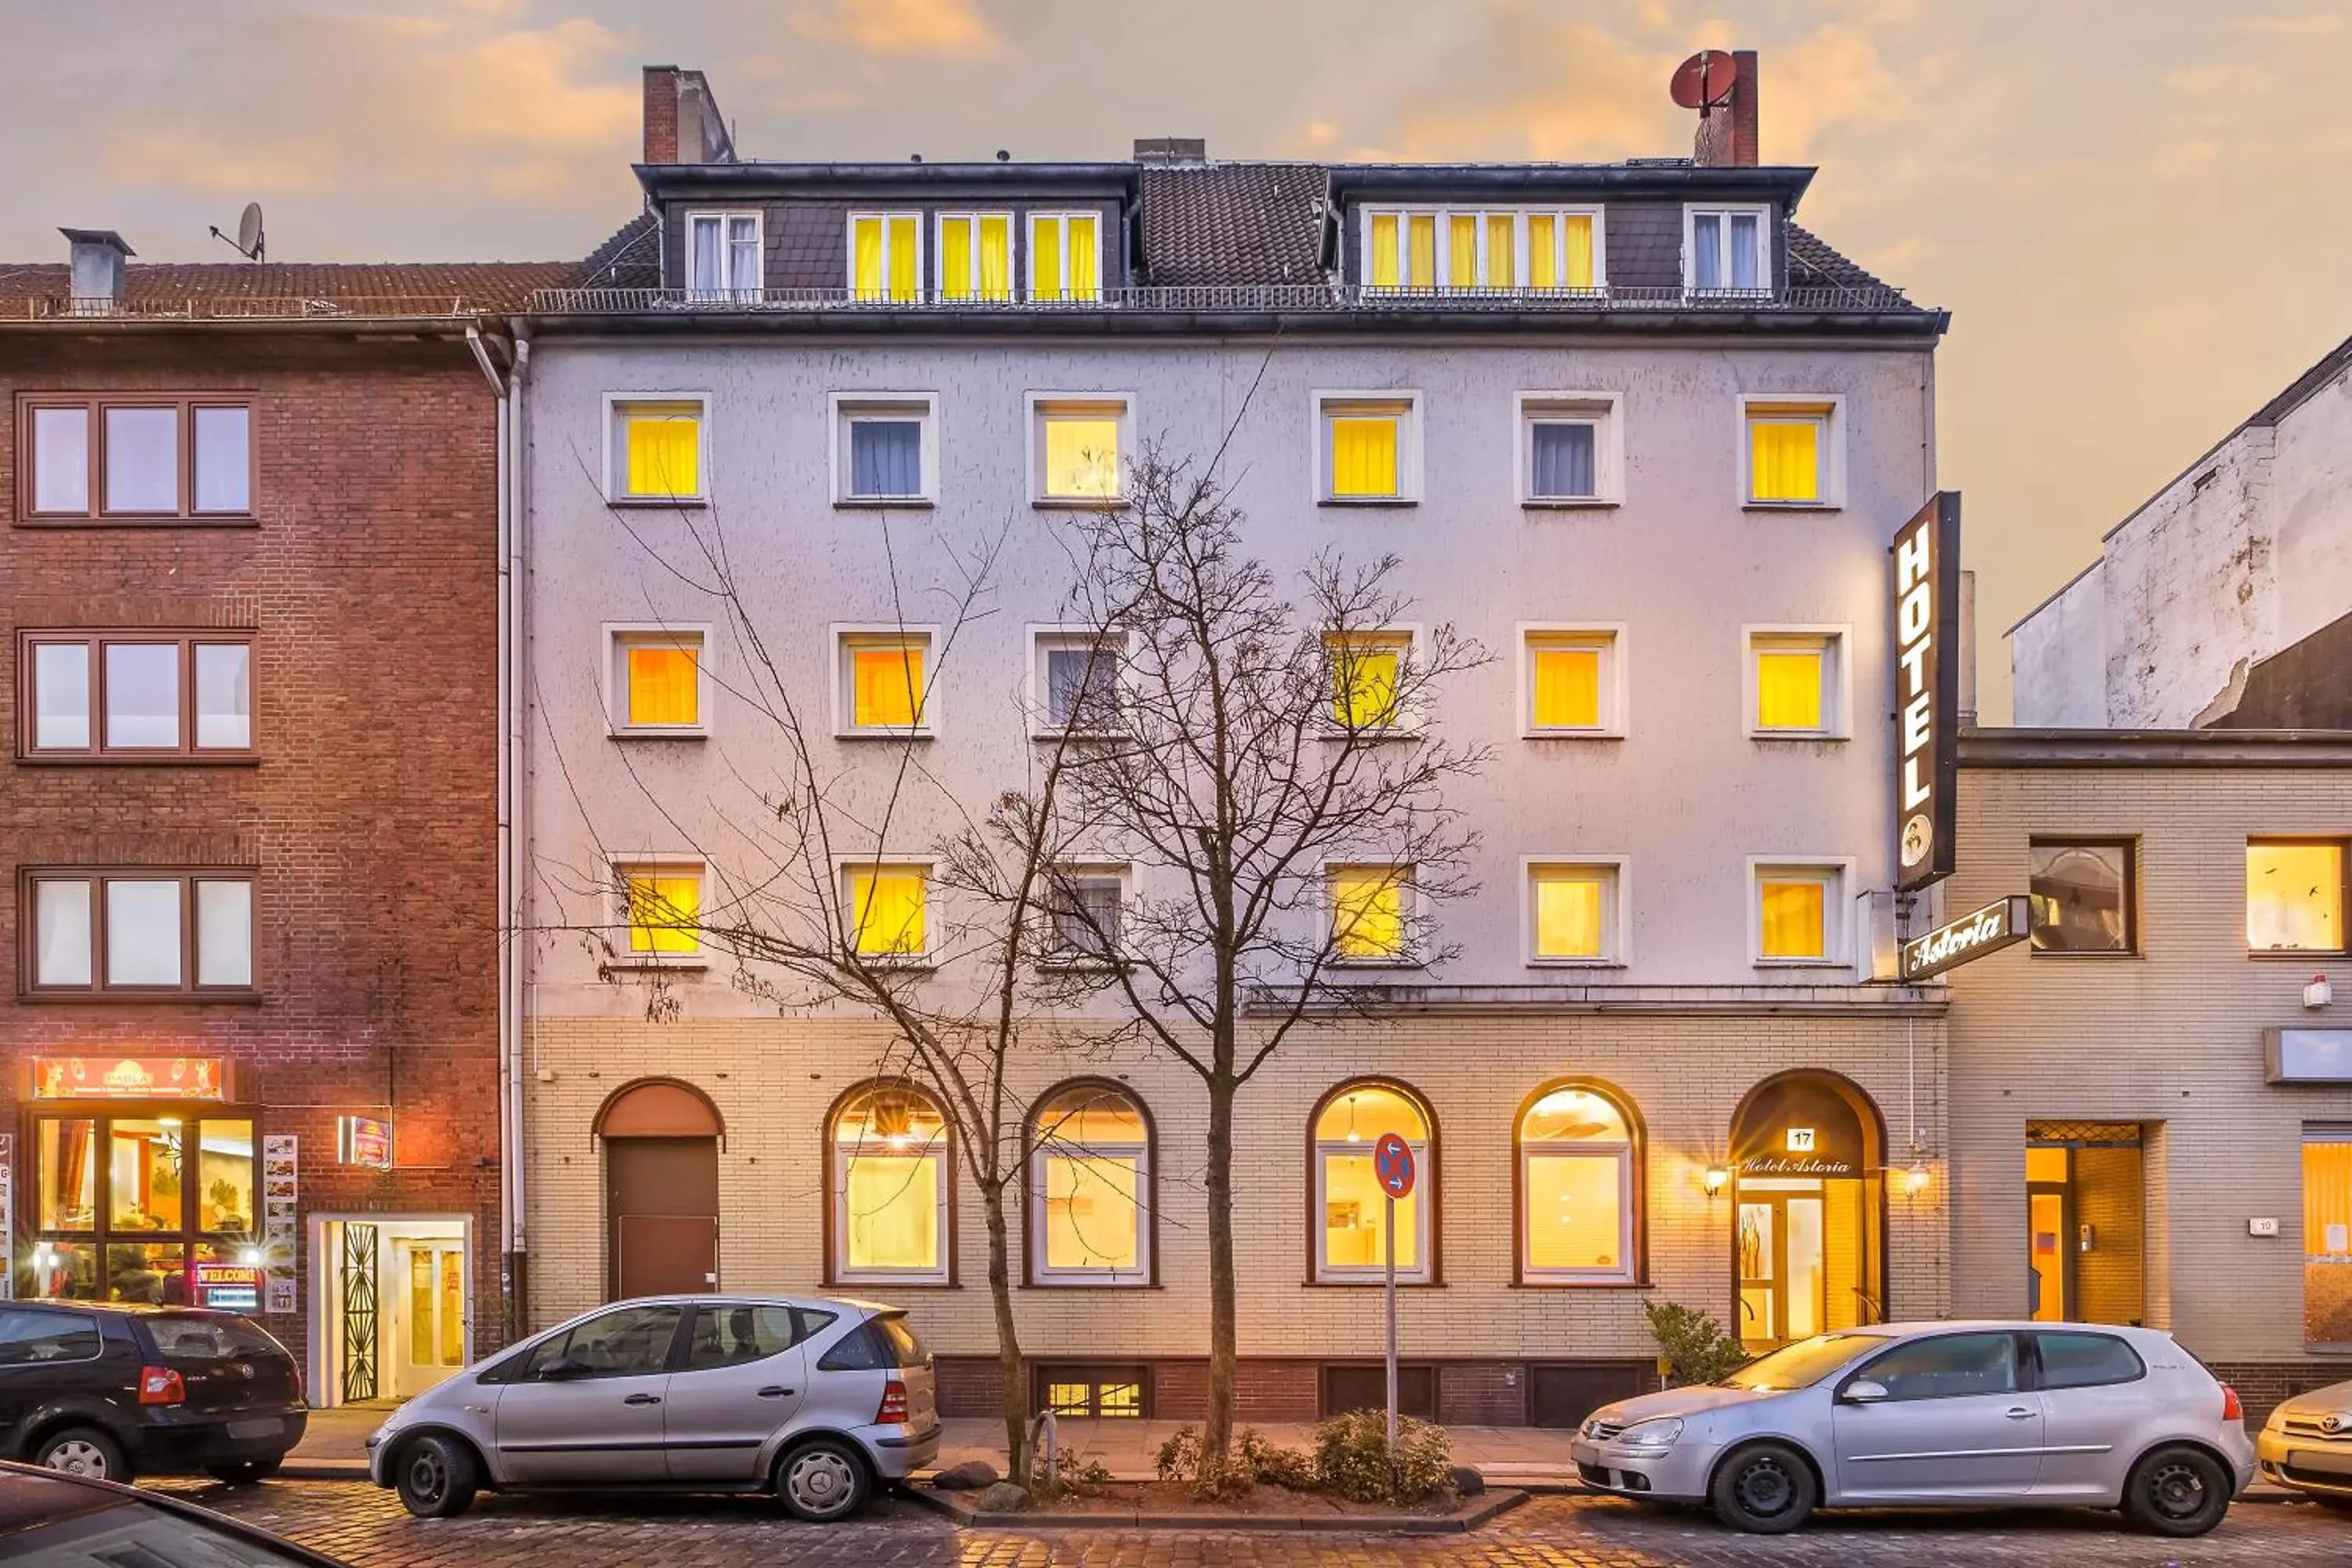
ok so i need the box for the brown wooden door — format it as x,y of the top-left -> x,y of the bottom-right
1319,1362 -> 1435,1421
1529,1362 -> 1656,1428
607,1136 -> 719,1300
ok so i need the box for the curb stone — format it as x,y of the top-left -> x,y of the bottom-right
904,1485 -> 1526,1532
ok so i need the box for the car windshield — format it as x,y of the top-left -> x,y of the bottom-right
2,1491 -> 314,1566
1717,1332 -> 1885,1391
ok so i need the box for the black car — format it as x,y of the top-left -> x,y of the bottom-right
0,1301 -> 308,1484
0,1458 -> 347,1566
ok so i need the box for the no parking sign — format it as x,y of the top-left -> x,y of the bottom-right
1373,1131 -> 1415,1199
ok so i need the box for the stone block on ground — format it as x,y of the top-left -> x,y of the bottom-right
931,1460 -> 999,1490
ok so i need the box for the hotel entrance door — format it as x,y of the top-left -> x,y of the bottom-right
1729,1071 -> 1887,1353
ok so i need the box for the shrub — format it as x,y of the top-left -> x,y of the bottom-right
1033,1447 -> 1114,1501
1154,1425 -> 1202,1484
1239,1428 -> 1317,1490
1312,1408 -> 1451,1504
1643,1298 -> 1749,1387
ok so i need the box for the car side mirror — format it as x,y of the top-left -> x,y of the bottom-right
537,1356 -> 590,1381
1842,1378 -> 1889,1403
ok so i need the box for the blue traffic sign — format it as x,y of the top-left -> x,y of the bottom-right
1374,1132 -> 1415,1198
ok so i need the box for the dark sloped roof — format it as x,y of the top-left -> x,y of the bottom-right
0,260 -> 578,317
1138,163 -> 1327,286
579,212 -> 661,290
1785,224 -> 1903,299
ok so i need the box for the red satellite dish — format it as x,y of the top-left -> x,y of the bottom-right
1670,49 -> 1738,110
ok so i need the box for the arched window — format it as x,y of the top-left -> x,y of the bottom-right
1517,1081 -> 1639,1285
1310,1080 -> 1434,1283
829,1083 -> 949,1285
1028,1081 -> 1152,1286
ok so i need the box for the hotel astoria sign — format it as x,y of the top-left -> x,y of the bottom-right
1892,492 -> 1962,893
1902,895 -> 2031,981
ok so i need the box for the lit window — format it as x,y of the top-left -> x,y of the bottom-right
1750,630 -> 1842,736
620,865 -> 702,958
609,398 -> 704,502
26,870 -> 256,994
686,212 -> 762,296
1044,866 -> 1124,964
1028,212 -> 1102,302
1362,207 -> 1599,291
1330,865 -> 1410,963
849,212 -> 922,303
1523,629 -> 1620,735
1519,1084 -> 1637,1283
1686,205 -> 1769,293
1743,400 -> 1836,506
2250,840 -> 2347,953
1755,863 -> 1844,964
1033,631 -> 1126,735
1327,632 -> 1410,729
833,395 -> 936,504
2030,840 -> 2135,955
610,629 -> 705,733
21,633 -> 256,757
1312,1082 -> 1431,1282
938,213 -> 1013,302
2306,1126 -> 2352,1347
846,863 -> 929,960
1032,397 -> 1127,503
839,631 -> 933,734
1319,394 -> 1417,502
1528,862 -> 1621,963
832,1086 -> 949,1282
23,398 -> 252,522
1030,1083 -> 1149,1282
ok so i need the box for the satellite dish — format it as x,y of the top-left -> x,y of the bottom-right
1670,49 -> 1738,110
236,202 -> 263,258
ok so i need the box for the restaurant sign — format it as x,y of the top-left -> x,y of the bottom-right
1901,895 -> 2032,981
336,1115 -> 394,1171
195,1261 -> 262,1312
31,1056 -> 227,1101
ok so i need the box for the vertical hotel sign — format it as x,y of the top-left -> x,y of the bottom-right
1892,492 -> 1961,893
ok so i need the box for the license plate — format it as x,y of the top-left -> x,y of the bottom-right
227,1418 -> 281,1440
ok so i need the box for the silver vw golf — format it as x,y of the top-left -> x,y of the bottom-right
1571,1321 -> 2253,1536
365,1294 -> 938,1520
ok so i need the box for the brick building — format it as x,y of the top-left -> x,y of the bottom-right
0,233 -> 564,1405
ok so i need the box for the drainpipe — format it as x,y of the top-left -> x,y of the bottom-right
490,325 -> 534,1340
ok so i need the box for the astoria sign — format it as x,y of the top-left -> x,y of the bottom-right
1892,492 -> 1962,894
1902,895 -> 2031,981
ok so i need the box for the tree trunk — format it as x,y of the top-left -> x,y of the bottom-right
982,1180 -> 1029,1485
1203,1070 -> 1239,1458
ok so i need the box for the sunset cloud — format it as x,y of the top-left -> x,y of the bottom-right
792,0 -> 1000,59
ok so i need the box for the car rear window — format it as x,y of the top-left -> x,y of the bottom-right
2037,1331 -> 2146,1389
0,1308 -> 102,1365
817,1314 -> 924,1371
143,1314 -> 286,1361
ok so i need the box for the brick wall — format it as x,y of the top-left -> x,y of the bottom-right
0,332 -> 504,1377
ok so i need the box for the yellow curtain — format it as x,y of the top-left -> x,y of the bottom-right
1448,214 -> 1477,288
627,873 -> 701,954
852,645 -> 924,728
1751,419 -> 1820,502
1756,650 -> 1824,729
978,214 -> 1010,299
1044,417 -> 1120,498
1330,639 -> 1400,727
626,414 -> 699,498
1760,880 -> 1826,958
940,217 -> 972,300
845,1153 -> 938,1269
851,216 -> 884,299
848,866 -> 927,956
1485,214 -> 1515,288
1407,216 -> 1436,286
1329,416 -> 1398,498
1069,215 -> 1099,299
1527,214 -> 1556,289
1331,868 -> 1405,958
1370,213 -> 1399,288
2306,1142 -> 2352,1254
887,215 -> 917,301
1031,214 -> 1062,300
1535,875 -> 1604,958
1532,646 -> 1600,728
1564,214 -> 1595,289
626,644 -> 699,726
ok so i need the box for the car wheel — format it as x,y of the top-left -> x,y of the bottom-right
394,1434 -> 480,1519
776,1438 -> 870,1523
208,1458 -> 285,1485
2122,1445 -> 2230,1537
1709,1441 -> 1818,1534
35,1427 -> 129,1485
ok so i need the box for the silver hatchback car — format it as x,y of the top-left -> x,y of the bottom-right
366,1294 -> 938,1520
1572,1321 -> 2253,1536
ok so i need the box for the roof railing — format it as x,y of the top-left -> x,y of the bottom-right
20,295 -> 486,322
528,280 -> 1923,315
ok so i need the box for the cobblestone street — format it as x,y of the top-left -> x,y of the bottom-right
149,1481 -> 2352,1568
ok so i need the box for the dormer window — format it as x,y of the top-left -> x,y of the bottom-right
850,213 -> 922,303
938,213 -> 1013,302
1028,212 -> 1102,303
1363,207 -> 1600,292
1685,205 -> 1770,294
686,212 -> 761,297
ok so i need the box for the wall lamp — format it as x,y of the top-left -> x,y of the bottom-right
1701,1165 -> 1730,1199
1903,1162 -> 1932,1196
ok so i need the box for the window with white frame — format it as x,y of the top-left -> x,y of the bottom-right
615,861 -> 704,962
1747,628 -> 1846,738
685,212 -> 762,297
831,1083 -> 949,1283
1030,396 -> 1129,503
936,212 -> 1014,302
1027,212 -> 1103,302
837,629 -> 935,735
607,626 -> 707,735
1326,630 -> 1416,731
831,394 -> 937,504
1516,394 -> 1620,504
1520,626 -> 1623,736
843,862 -> 931,962
25,869 -> 256,994
1328,863 -> 1414,964
1685,205 -> 1770,293
1030,1083 -> 1150,1283
1361,206 -> 1602,292
1317,393 -> 1419,502
848,212 -> 923,303
1742,397 -> 1840,507
1526,860 -> 1624,964
1032,630 -> 1127,735
607,397 -> 706,503
1752,861 -> 1847,965
1518,1083 -> 1638,1283
1042,865 -> 1126,964
1313,1080 -> 1432,1282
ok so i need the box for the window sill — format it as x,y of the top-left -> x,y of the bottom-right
835,497 -> 935,510
1522,728 -> 1626,742
1317,726 -> 1425,742
827,1276 -> 956,1290
1526,958 -> 1627,970
1318,497 -> 1417,508
835,728 -> 937,742
849,956 -> 938,973
2252,949 -> 2350,960
1029,727 -> 1128,743
1521,499 -> 1620,511
604,956 -> 710,972
1037,956 -> 1127,975
1031,497 -> 1125,511
1327,958 -> 1425,972
2029,949 -> 2142,961
1305,1276 -> 1442,1289
18,753 -> 263,767
1743,501 -> 1840,514
16,514 -> 261,529
1023,1277 -> 1160,1290
1750,731 -> 1850,742
1753,958 -> 1846,970
1513,1276 -> 1647,1290
20,989 -> 264,1005
608,728 -> 710,742
606,495 -> 709,509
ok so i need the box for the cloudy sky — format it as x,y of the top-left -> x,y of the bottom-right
5,0 -> 2345,720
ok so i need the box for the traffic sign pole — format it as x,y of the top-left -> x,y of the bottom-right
1385,1192 -> 1398,1451
1371,1131 -> 1416,1457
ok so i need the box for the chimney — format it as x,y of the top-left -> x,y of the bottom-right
60,228 -> 132,309
1692,49 -> 1760,167
1133,137 -> 1208,165
643,64 -> 736,166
